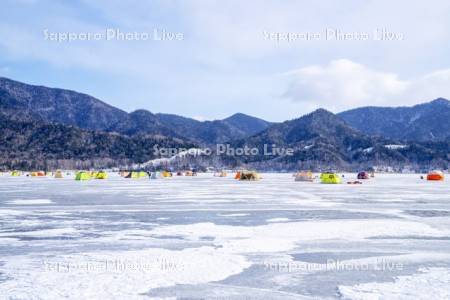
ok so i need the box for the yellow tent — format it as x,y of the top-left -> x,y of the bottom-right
11,170 -> 20,176
161,170 -> 172,178
95,171 -> 108,179
54,170 -> 64,178
320,172 -> 342,184
125,171 -> 148,179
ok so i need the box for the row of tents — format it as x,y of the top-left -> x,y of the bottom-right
293,170 -> 445,184
293,171 -> 348,184
8,170 -> 71,178
119,170 -> 174,179
3,169 -> 446,183
5,170 -> 200,180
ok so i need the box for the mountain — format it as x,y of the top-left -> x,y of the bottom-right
108,110 -> 183,139
155,112 -> 271,144
0,77 -> 271,144
338,98 -> 450,141
232,109 -> 384,168
1,76 -> 449,171
0,77 -> 128,131
222,113 -> 272,136
230,109 -> 449,170
0,113 -> 193,170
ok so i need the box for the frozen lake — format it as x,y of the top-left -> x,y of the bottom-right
0,173 -> 449,299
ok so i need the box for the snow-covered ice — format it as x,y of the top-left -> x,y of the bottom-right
6,199 -> 53,205
0,173 -> 449,299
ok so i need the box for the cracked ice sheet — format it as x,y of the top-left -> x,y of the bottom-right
1,173 -> 450,299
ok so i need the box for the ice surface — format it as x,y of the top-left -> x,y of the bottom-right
0,173 -> 449,299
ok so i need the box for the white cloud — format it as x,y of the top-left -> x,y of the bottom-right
282,59 -> 450,112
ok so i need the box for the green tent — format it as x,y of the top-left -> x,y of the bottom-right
320,172 -> 342,184
75,171 -> 91,181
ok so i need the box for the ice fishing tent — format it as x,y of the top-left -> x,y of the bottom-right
11,170 -> 20,176
95,171 -> 108,179
119,171 -> 129,177
427,170 -> 444,181
31,171 -> 46,177
357,171 -> 370,179
75,171 -> 91,181
239,171 -> 260,181
320,172 -> 342,184
214,171 -> 227,177
54,170 -> 64,178
125,172 -> 139,179
125,171 -> 148,179
162,170 -> 172,178
294,171 -> 313,182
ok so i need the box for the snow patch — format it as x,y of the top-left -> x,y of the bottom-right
218,213 -> 250,217
149,219 -> 446,254
339,268 -> 450,300
384,144 -> 407,150
7,199 -> 53,205
267,218 -> 291,223
363,147 -> 374,153
0,247 -> 250,299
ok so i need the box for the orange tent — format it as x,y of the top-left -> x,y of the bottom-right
427,170 -> 444,181
31,171 -> 46,177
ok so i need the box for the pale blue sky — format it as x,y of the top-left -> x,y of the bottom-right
1,0 -> 450,121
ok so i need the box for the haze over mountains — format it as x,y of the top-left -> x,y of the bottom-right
0,76 -> 449,171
